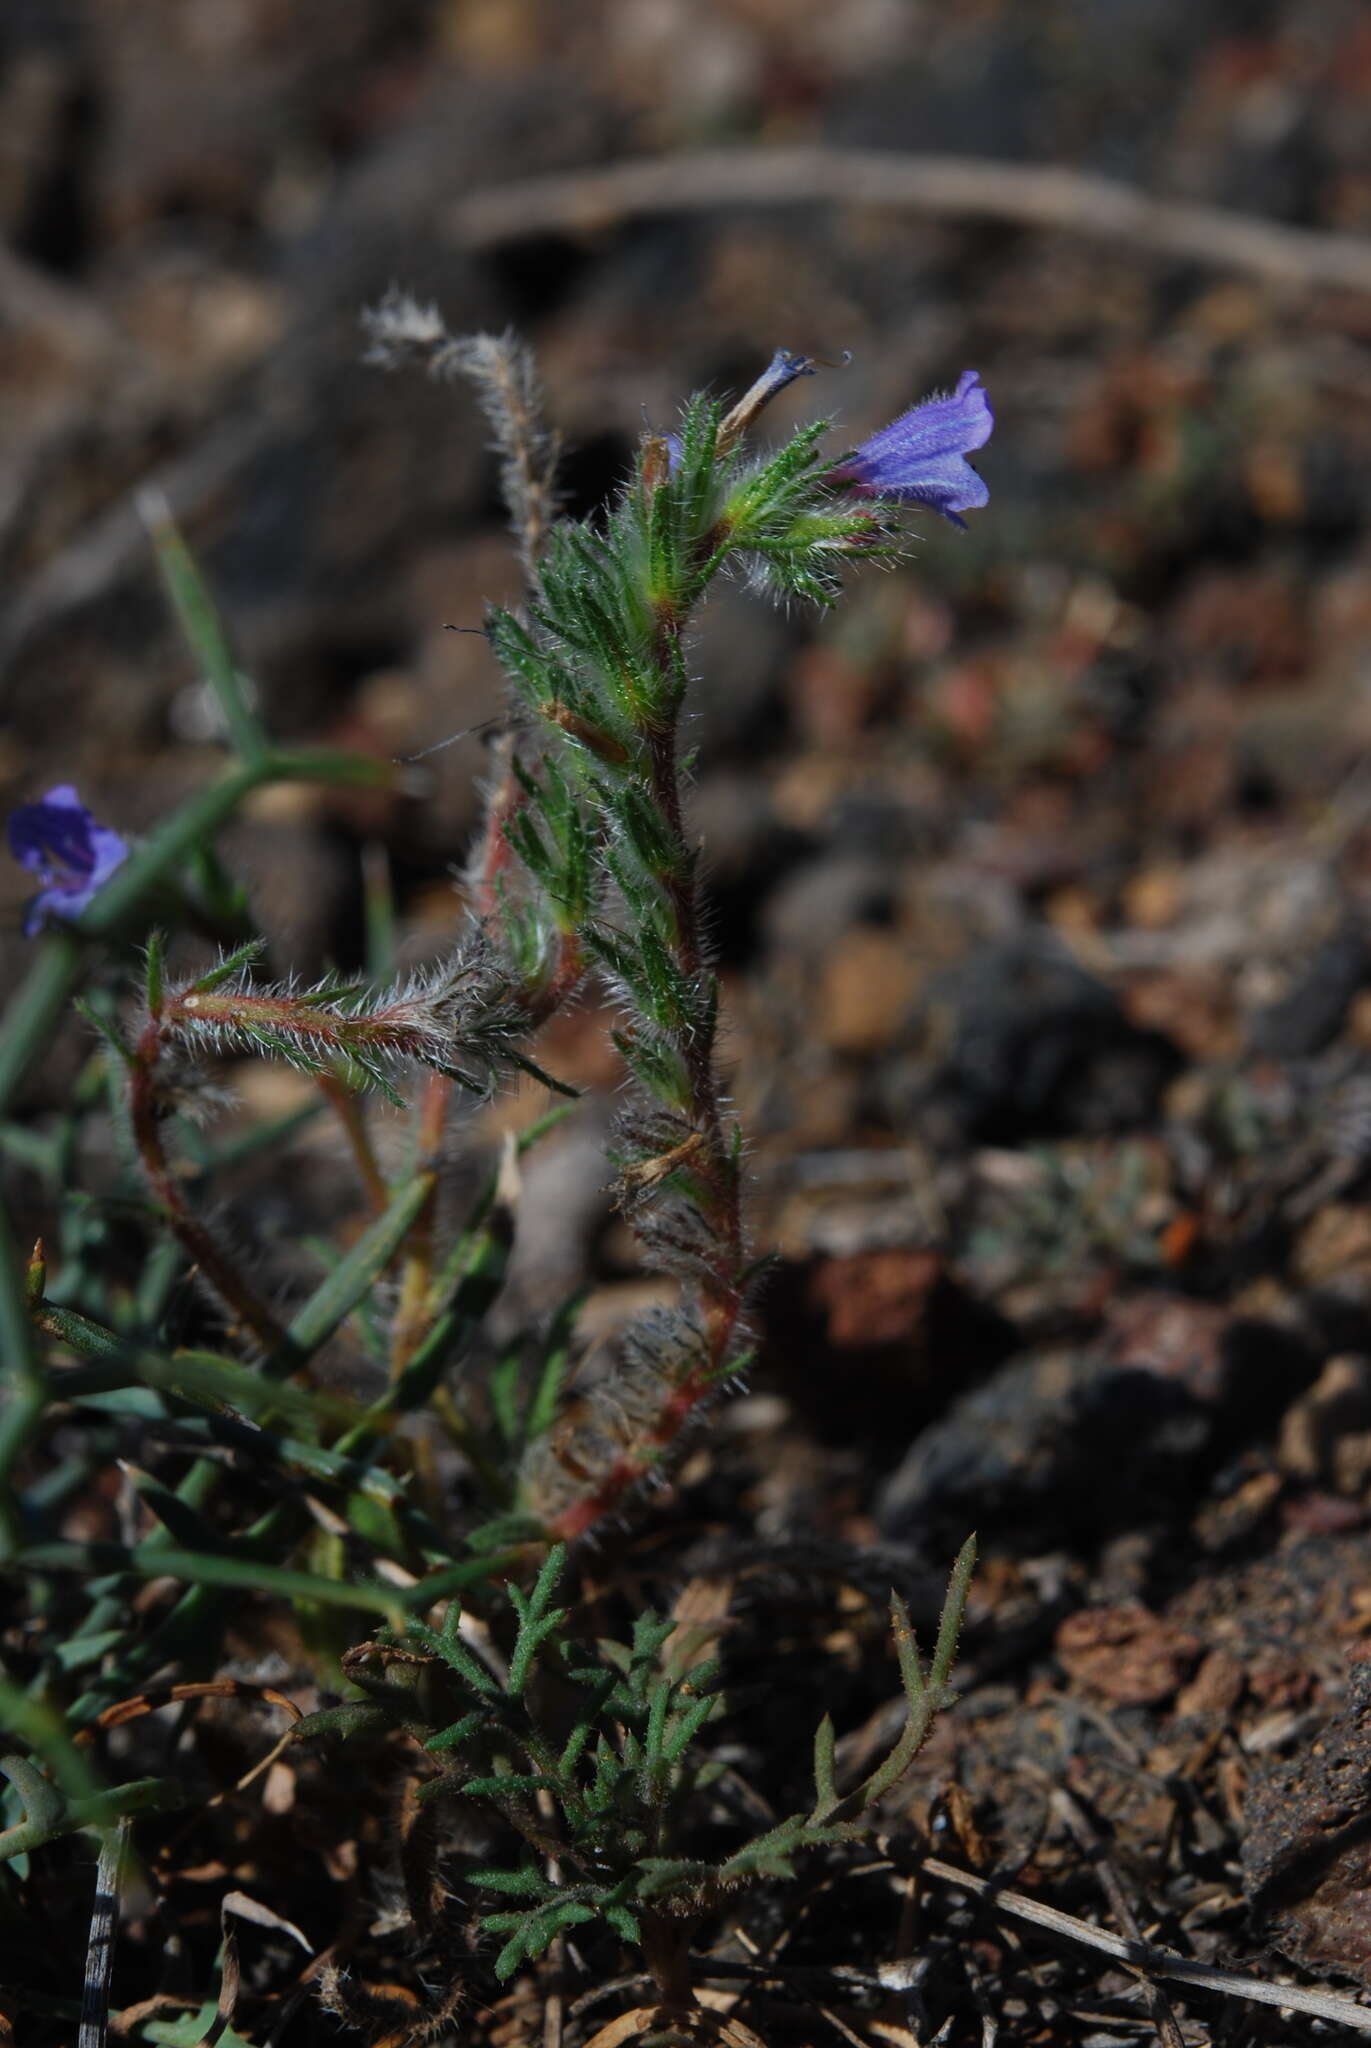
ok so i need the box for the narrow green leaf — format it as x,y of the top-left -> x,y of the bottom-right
929,1532 -> 977,1690
464,1864 -> 554,1899
72,999 -> 134,1069
405,1619 -> 500,1699
890,1593 -> 926,1708
507,1542 -> 567,1697
491,1900 -> 597,1980
487,1346 -> 523,1451
524,1291 -> 584,1442
19,1541 -> 411,1620
362,839 -> 397,983
124,1466 -> 224,1553
144,930 -> 166,1015
36,1306 -> 326,1429
143,492 -> 270,764
661,1688 -> 717,1765
459,1772 -> 557,1800
424,1711 -> 490,1754
265,1170 -> 436,1374
642,1676 -> 671,1784
290,1702 -> 399,1744
507,1609 -> 567,1700
189,940 -> 267,995
601,1903 -> 642,1944
811,1713 -> 837,1818
0,1200 -> 44,1546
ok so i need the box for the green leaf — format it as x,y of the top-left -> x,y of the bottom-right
507,1543 -> 568,1697
490,1899 -> 598,1980
811,1713 -> 837,1819
266,1170 -> 436,1375
929,1532 -> 977,1690
635,1857 -> 714,1900
124,1466 -> 225,1554
661,1688 -> 717,1765
465,1864 -> 555,1899
144,492 -> 270,764
487,1345 -> 524,1451
144,931 -> 166,1015
424,1710 -> 490,1754
72,999 -> 135,1070
601,1902 -> 642,1944
19,1540 -> 413,1621
524,1291 -> 583,1442
290,1702 -> 400,1744
405,1619 -> 501,1699
34,1305 -> 326,1430
460,1772 -> 558,1801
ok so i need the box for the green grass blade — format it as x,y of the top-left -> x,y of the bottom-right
265,1169 -> 436,1373
0,1201 -> 45,1550
19,1540 -> 413,1621
142,491 -> 270,765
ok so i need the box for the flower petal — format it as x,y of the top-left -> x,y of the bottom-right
833,371 -> 993,526
7,784 -> 128,934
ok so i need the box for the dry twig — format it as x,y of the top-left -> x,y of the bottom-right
916,1851 -> 1371,2034
450,147 -> 1371,298
78,1821 -> 129,2048
1047,1784 -> 1186,2048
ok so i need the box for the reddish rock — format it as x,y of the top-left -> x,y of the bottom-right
1055,1602 -> 1202,1707
807,1246 -> 942,1351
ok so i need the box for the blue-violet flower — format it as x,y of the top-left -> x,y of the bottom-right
832,369 -> 993,527
8,784 -> 128,936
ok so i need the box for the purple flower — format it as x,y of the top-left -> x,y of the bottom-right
8,784 -> 128,936
832,370 -> 993,528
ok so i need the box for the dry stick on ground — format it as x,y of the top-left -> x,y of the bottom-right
78,1821 -> 129,2048
1046,1784 -> 1187,2048
449,146 -> 1371,297
912,1852 -> 1371,2035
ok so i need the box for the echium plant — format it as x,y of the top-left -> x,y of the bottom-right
0,299 -> 991,2035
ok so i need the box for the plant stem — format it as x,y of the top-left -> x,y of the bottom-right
548,614 -> 747,1543
129,1019 -> 285,1351
317,1071 -> 389,1212
0,1202 -> 46,1552
389,1072 -> 453,1376
640,1909 -> 697,2009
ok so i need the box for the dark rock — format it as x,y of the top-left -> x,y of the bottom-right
1249,921 -> 1371,1060
896,935 -> 1183,1147
1242,1652 -> 1371,1984
877,1300 -> 1313,1549
760,852 -> 897,960
876,1344 -> 1208,1549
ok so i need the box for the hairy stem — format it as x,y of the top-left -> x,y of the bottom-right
546,616 -> 747,1542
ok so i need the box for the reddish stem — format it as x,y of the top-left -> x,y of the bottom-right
130,1020 -> 286,1351
388,1070 -> 454,1376
316,1072 -> 389,1213
547,619 -> 747,1542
